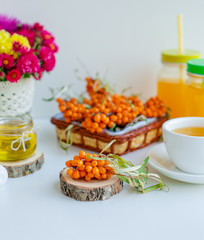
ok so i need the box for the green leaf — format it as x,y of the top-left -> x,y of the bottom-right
139,156 -> 149,173
117,175 -> 129,184
109,123 -> 116,131
143,183 -> 165,193
128,100 -> 136,111
86,156 -> 108,160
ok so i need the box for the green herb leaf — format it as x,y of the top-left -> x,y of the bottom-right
109,123 -> 116,131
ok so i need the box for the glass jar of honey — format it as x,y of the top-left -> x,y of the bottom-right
157,49 -> 201,118
0,114 -> 37,161
184,59 -> 204,117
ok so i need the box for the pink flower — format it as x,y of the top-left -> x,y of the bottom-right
6,69 -> 21,82
43,54 -> 56,72
17,28 -> 35,46
12,41 -> 21,52
41,30 -> 54,44
33,22 -> 43,32
17,53 -> 40,74
39,46 -> 52,60
0,54 -> 14,69
39,46 -> 56,72
45,42 -> 59,53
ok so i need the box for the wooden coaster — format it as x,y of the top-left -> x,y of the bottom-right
60,169 -> 123,201
0,150 -> 44,178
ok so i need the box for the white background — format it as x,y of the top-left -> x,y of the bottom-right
1,0 -> 204,117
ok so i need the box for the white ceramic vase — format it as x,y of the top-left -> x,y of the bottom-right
0,77 -> 35,116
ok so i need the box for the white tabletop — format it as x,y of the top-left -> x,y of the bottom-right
1,118 -> 204,240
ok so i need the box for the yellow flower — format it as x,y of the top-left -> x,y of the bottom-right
10,33 -> 31,49
0,30 -> 10,42
0,30 -> 31,55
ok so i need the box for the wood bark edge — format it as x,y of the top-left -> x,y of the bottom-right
60,169 -> 123,201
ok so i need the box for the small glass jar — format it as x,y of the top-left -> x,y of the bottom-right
184,59 -> 204,117
0,114 -> 37,161
157,49 -> 201,118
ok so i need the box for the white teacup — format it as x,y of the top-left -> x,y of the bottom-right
162,117 -> 204,174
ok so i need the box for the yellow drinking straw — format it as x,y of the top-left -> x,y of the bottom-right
177,14 -> 184,83
178,14 -> 183,53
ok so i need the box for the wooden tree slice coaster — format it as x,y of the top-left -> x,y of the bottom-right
0,150 -> 44,178
60,169 -> 123,201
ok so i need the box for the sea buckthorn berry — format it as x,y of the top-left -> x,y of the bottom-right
94,113 -> 101,123
101,173 -> 107,179
98,166 -> 106,174
92,167 -> 99,175
86,165 -> 93,172
96,128 -> 102,134
72,160 -> 78,166
76,160 -> 83,167
92,122 -> 99,129
74,155 -> 80,161
80,170 -> 86,178
90,128 -> 95,133
110,115 -> 117,122
85,174 -> 91,181
94,173 -> 101,179
98,160 -> 105,166
59,105 -> 66,112
56,98 -> 64,104
78,165 -> 85,171
108,121 -> 114,128
106,173 -> 111,179
85,162 -> 92,166
73,169 -> 80,179
99,123 -> 106,129
67,168 -> 74,176
92,161 -> 98,167
79,150 -> 86,159
66,160 -> 72,167
87,172 -> 94,178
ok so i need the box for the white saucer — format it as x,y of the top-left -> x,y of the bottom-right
147,143 -> 204,184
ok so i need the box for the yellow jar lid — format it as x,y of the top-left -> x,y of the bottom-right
161,49 -> 201,63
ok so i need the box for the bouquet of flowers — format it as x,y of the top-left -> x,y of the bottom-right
0,15 -> 58,83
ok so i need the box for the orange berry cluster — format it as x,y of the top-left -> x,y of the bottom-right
142,96 -> 167,118
86,77 -> 109,104
57,98 -> 88,123
66,151 -> 114,181
56,77 -> 168,134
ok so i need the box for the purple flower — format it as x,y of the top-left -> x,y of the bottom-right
0,14 -> 20,32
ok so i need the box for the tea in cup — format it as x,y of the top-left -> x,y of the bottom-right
162,117 -> 204,174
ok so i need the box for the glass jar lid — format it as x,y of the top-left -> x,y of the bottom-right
0,114 -> 33,135
187,59 -> 204,76
161,49 -> 201,63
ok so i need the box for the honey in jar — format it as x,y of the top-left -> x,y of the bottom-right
0,115 -> 37,161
